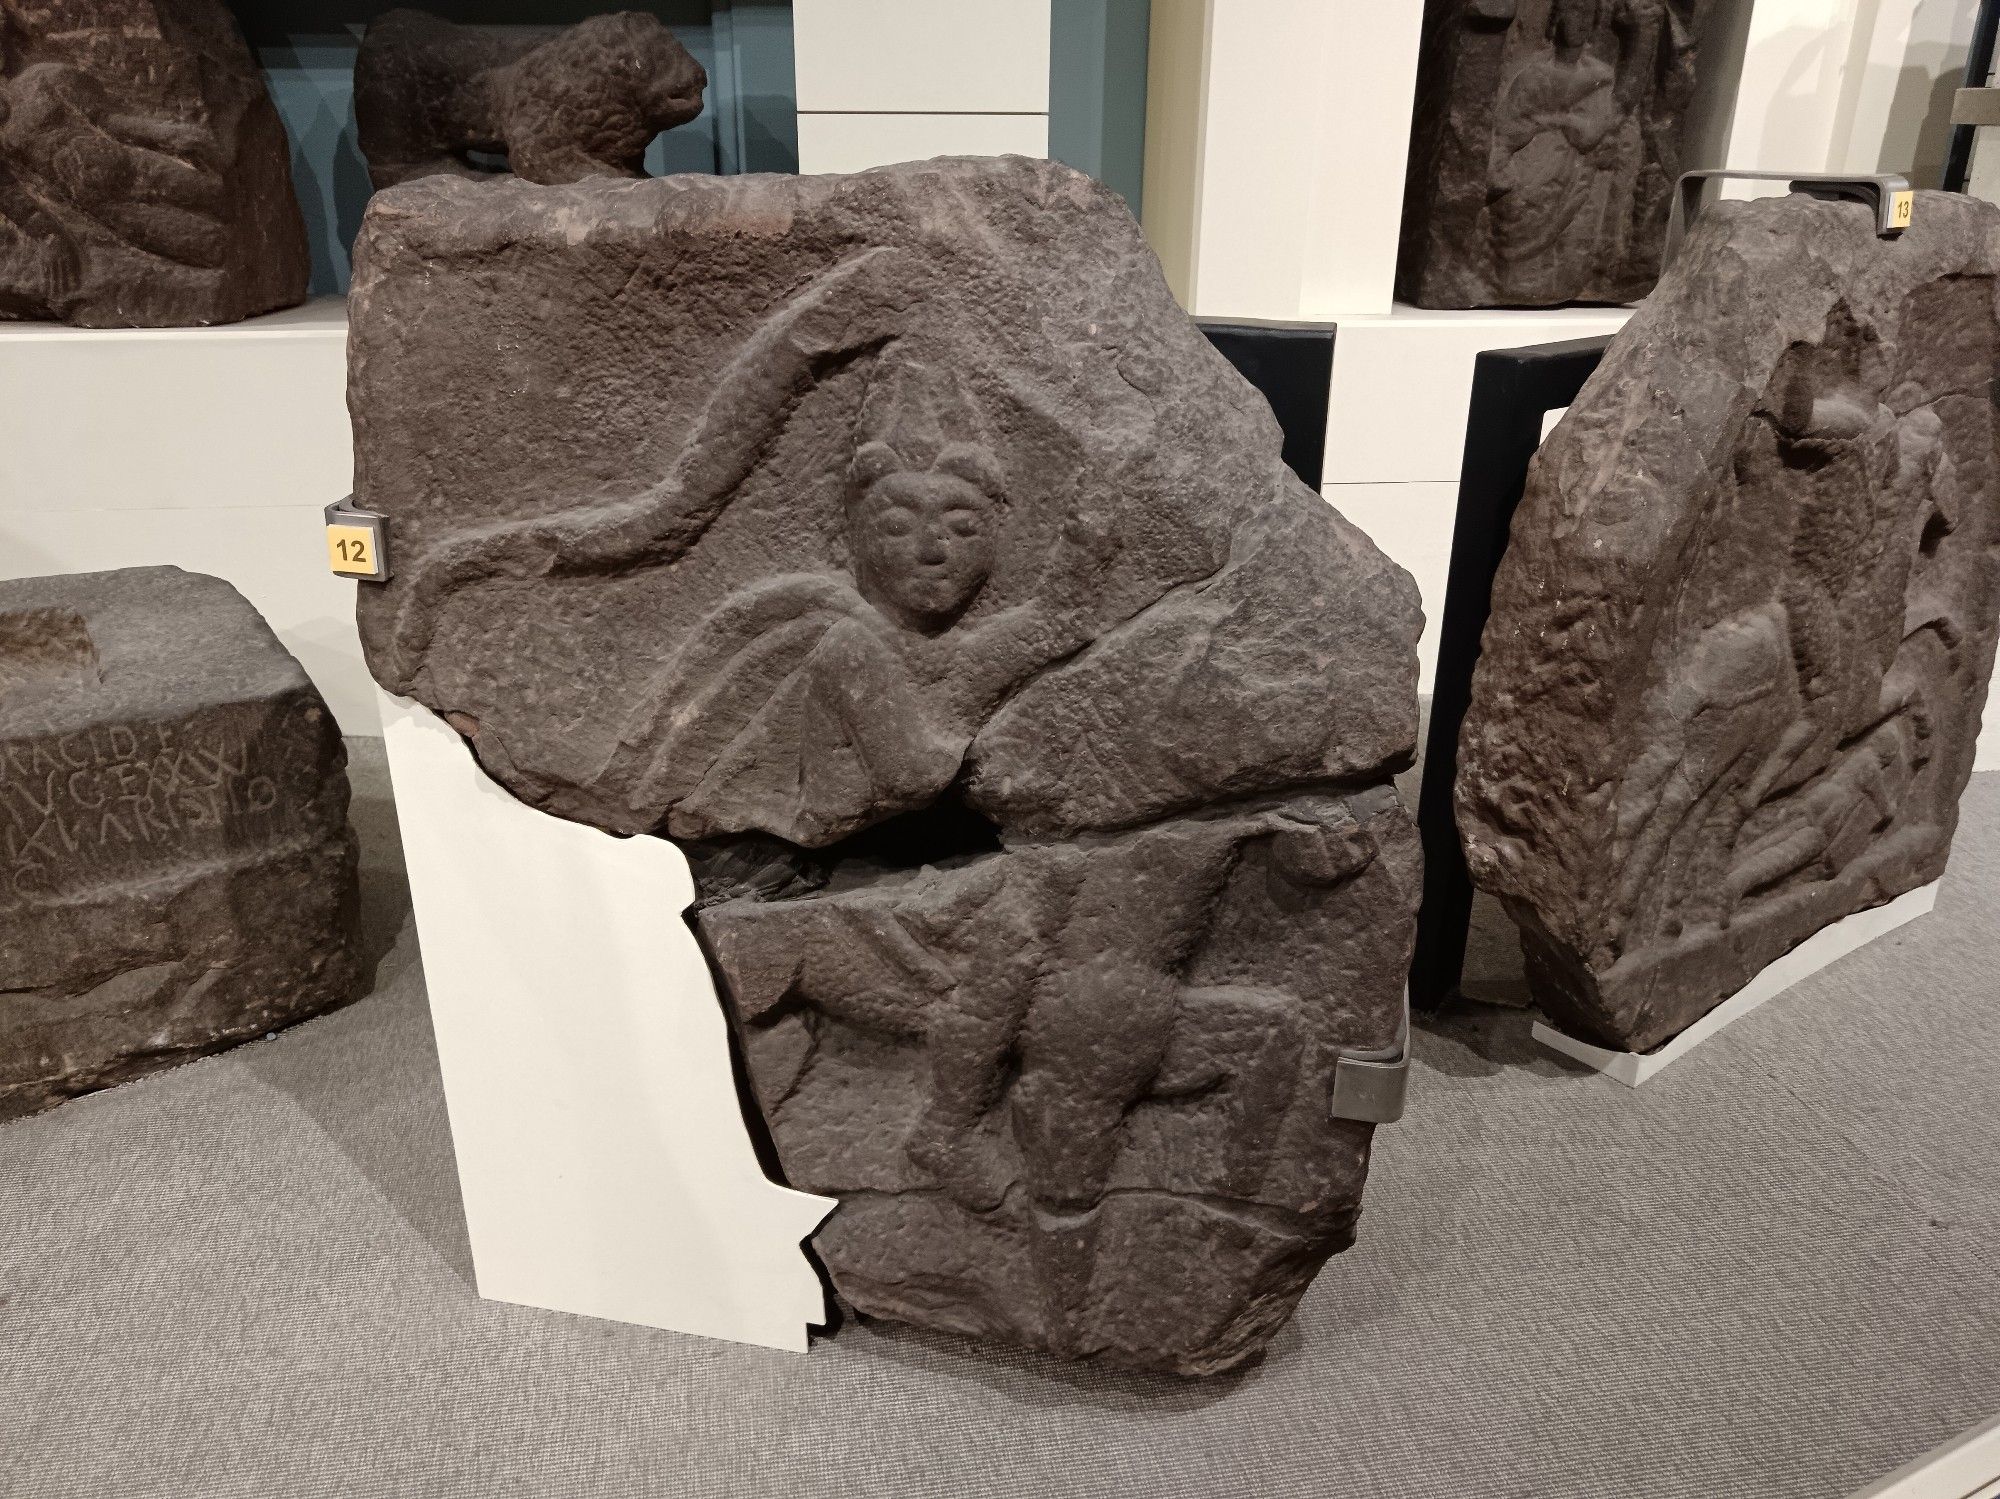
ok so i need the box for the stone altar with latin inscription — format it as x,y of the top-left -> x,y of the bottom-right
0,0 -> 310,327
349,157 -> 1424,1376
0,567 -> 360,1121
1457,191 -> 2000,1052
1397,0 -> 1714,309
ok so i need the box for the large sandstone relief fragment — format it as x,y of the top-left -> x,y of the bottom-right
0,568 -> 361,1122
1458,192 -> 2000,1053
354,9 -> 708,190
349,158 -> 1423,1376
1398,0 -> 1713,309
0,0 -> 310,327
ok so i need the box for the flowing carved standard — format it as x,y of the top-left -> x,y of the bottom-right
1398,0 -> 1713,309
349,159 -> 1423,1375
353,9 -> 707,190
0,568 -> 360,1122
0,0 -> 309,326
1458,192 -> 2000,1052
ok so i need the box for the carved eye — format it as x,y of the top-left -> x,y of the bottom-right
875,512 -> 914,538
944,510 -> 981,537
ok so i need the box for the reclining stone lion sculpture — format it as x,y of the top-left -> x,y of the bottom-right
354,8 -> 707,189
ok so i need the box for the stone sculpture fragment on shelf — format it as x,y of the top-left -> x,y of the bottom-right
1398,0 -> 1715,309
0,568 -> 361,1122
1457,191 -> 2000,1053
348,157 -> 1424,1376
353,9 -> 708,190
0,0 -> 309,327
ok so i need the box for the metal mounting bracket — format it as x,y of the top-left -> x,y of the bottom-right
1665,170 -> 1913,271
1331,988 -> 1409,1124
325,495 -> 392,582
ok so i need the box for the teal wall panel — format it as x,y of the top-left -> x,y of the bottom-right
1049,0 -> 1150,217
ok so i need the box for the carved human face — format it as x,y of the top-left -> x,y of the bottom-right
853,472 -> 996,631
1551,0 -> 1597,47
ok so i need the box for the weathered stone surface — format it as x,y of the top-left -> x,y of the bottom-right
1458,191 -> 2000,1052
1398,0 -> 1712,309
349,158 -> 1422,1374
353,8 -> 707,190
0,567 -> 361,1121
0,0 -> 309,327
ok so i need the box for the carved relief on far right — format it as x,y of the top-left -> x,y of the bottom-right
1398,0 -> 1714,309
1456,191 -> 2000,1053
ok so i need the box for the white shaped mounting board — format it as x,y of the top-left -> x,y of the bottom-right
1533,878 -> 1940,1086
378,691 -> 834,1352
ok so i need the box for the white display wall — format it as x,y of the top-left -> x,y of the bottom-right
0,305 -> 367,729
1140,3 -> 1423,320
792,0 -> 1051,171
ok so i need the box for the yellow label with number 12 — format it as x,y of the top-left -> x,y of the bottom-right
1888,190 -> 1914,230
327,523 -> 382,578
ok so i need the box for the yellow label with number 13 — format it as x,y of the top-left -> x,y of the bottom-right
1888,190 -> 1914,230
327,523 -> 381,578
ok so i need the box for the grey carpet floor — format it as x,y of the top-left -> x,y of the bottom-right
2,744 -> 1997,1499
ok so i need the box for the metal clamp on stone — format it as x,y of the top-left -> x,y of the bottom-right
1666,170 -> 1913,271
1331,988 -> 1410,1124
325,496 -> 390,582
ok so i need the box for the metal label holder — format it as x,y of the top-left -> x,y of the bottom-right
325,495 -> 391,582
1665,170 -> 1913,270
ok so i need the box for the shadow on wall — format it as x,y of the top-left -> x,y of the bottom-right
235,0 -> 800,295
1891,61 -> 1969,187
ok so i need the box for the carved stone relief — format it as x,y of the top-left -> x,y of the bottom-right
1458,192 -> 2000,1051
0,568 -> 361,1121
1398,0 -> 1714,309
354,9 -> 707,190
349,158 -> 1424,1375
0,0 -> 309,326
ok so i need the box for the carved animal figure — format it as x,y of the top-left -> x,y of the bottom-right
353,8 -> 707,189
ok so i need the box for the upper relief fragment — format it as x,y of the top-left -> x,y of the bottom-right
349,160 -> 1422,849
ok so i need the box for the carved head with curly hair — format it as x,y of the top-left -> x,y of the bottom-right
847,361 -> 1006,634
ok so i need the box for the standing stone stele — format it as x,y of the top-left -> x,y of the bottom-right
1458,191 -> 2000,1052
1398,0 -> 1713,309
0,0 -> 310,327
348,157 -> 1424,1376
353,9 -> 707,190
1,567 -> 361,1122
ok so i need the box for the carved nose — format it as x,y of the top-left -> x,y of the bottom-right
916,536 -> 949,565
